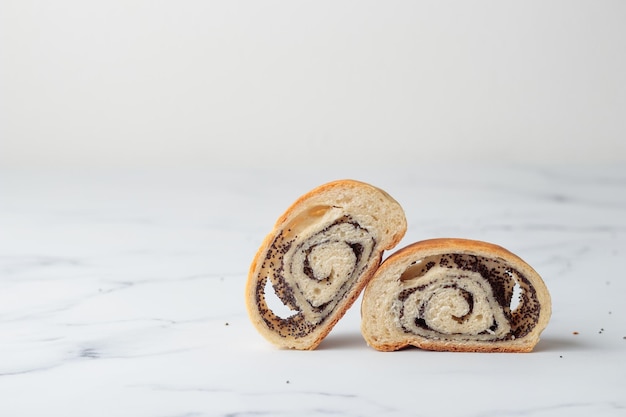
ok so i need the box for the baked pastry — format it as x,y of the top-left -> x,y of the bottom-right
246,180 -> 407,350
361,238 -> 551,352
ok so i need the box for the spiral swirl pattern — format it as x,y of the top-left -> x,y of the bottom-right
394,253 -> 539,342
256,215 -> 376,339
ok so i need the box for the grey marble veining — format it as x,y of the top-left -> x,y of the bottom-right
1,165 -> 625,416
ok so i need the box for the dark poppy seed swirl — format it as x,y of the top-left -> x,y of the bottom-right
256,216 -> 376,338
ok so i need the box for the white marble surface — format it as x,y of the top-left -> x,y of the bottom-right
1,165 -> 625,417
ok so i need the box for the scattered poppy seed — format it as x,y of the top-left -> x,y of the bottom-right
573,331 -> 579,335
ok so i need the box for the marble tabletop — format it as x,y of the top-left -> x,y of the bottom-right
1,164 -> 625,417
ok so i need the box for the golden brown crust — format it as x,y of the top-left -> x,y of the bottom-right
361,238 -> 551,353
272,180 -> 406,251
246,179 -> 407,350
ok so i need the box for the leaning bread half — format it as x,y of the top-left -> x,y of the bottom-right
246,180 -> 407,350
361,238 -> 551,352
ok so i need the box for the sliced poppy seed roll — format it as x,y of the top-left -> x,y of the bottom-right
361,238 -> 551,352
246,180 -> 407,350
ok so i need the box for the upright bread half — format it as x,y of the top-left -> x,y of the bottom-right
361,238 -> 551,352
246,180 -> 407,350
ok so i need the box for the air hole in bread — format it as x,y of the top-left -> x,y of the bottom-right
399,260 -> 427,281
283,205 -> 332,240
264,279 -> 297,319
511,281 -> 522,311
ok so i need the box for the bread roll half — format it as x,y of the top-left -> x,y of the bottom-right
246,180 -> 407,349
361,238 -> 551,352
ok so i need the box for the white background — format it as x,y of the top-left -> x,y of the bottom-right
1,0 -> 625,169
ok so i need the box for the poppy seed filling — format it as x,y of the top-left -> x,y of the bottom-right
395,254 -> 540,341
255,216 -> 376,338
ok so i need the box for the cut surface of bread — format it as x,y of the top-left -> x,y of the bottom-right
361,238 -> 551,352
246,180 -> 407,350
